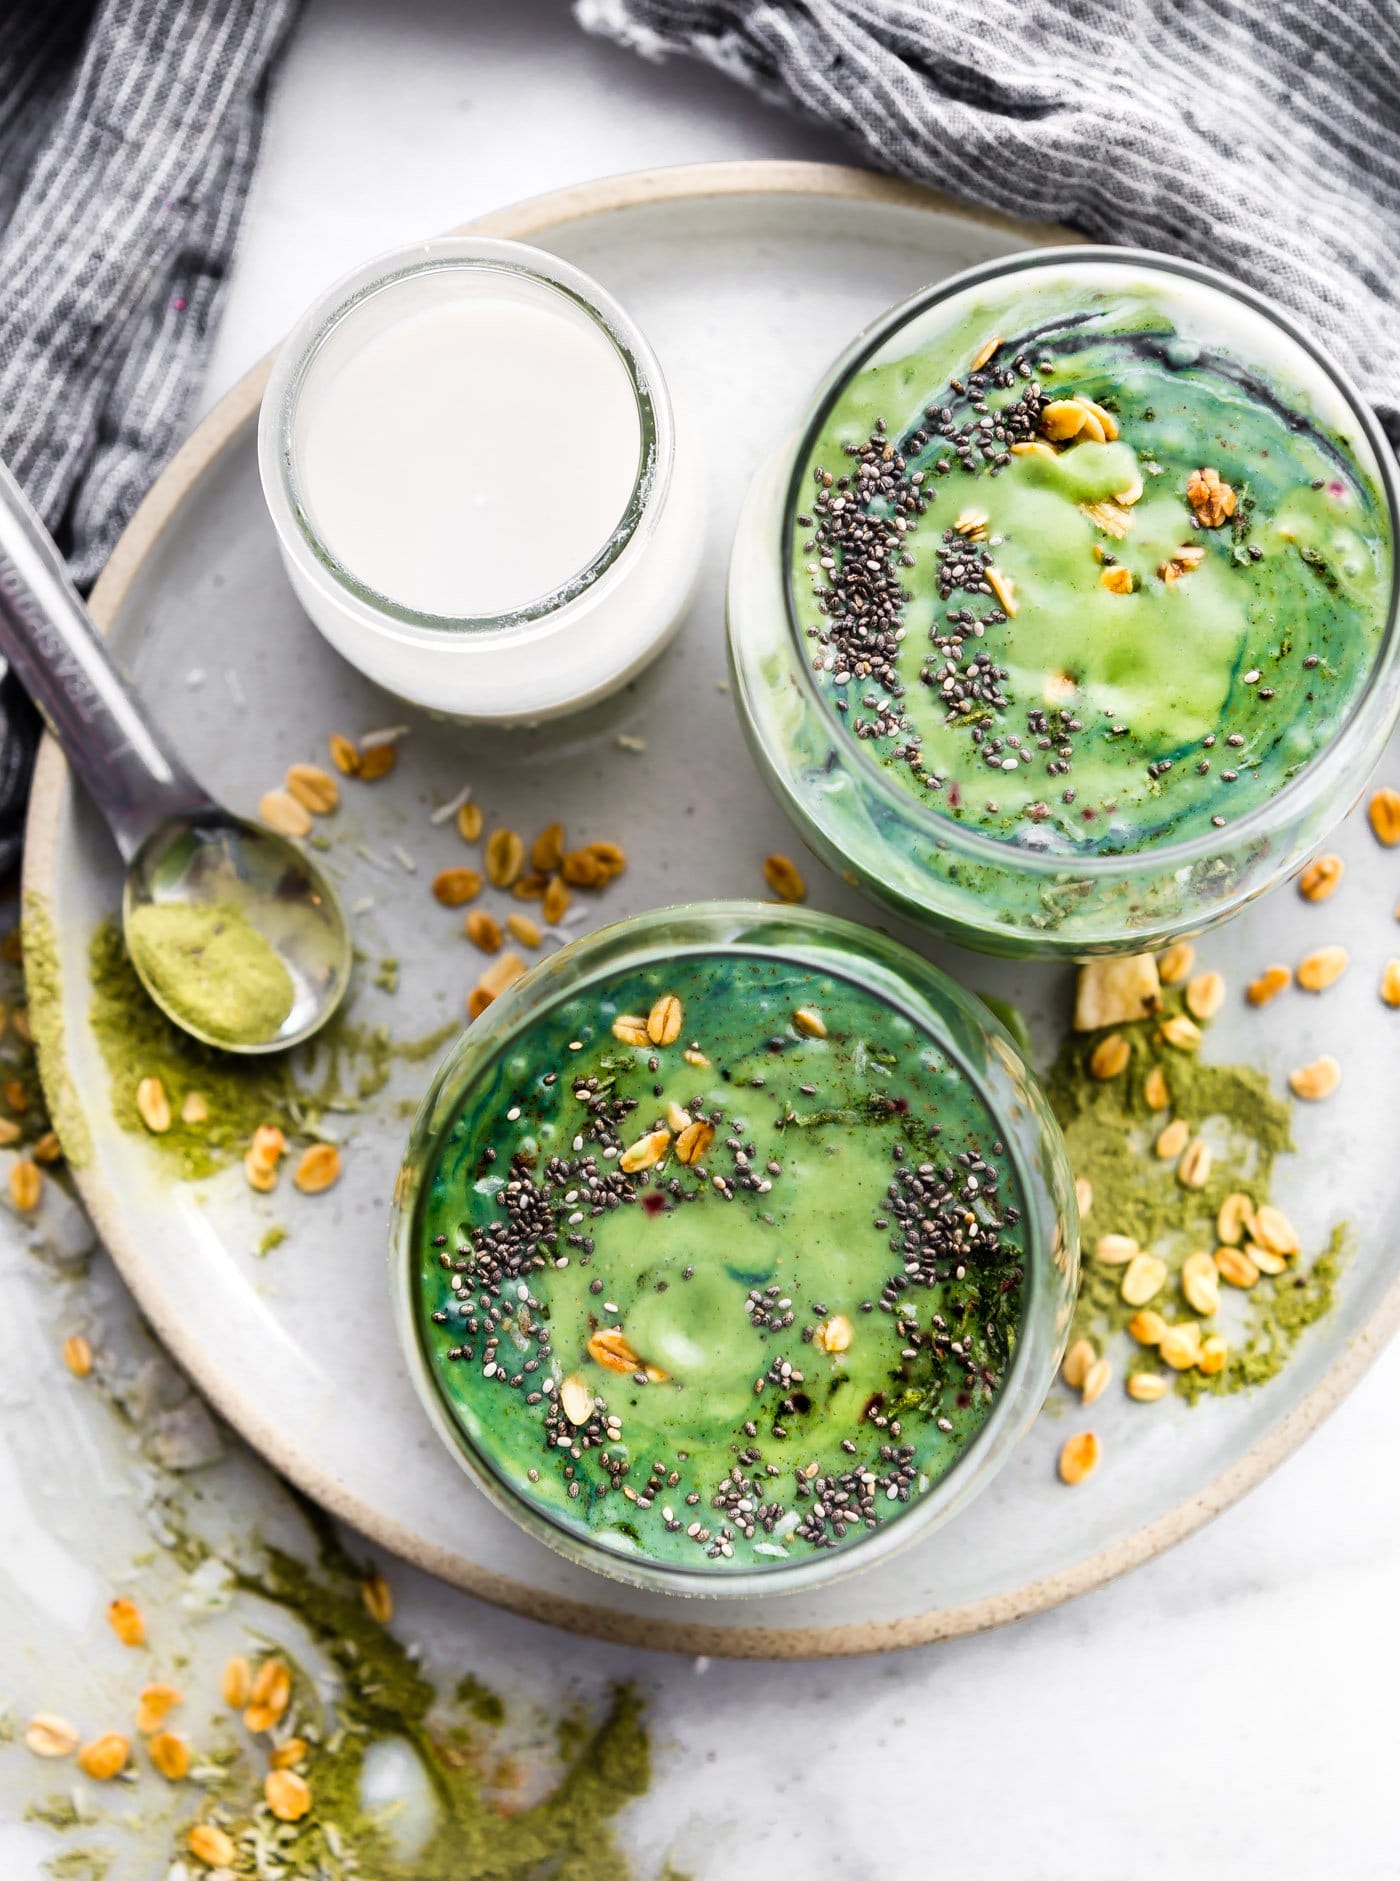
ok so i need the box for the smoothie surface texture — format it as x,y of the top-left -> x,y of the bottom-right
789,261 -> 1394,856
411,949 -> 1030,1574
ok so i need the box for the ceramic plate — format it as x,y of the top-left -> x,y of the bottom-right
24,162 -> 1400,1656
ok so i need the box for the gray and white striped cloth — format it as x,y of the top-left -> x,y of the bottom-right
0,0 -> 300,588
578,0 -> 1400,446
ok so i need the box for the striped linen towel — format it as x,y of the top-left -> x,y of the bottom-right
577,0 -> 1400,446
0,0 -> 301,584
0,0 -> 300,871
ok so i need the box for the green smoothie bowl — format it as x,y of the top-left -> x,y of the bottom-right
727,247 -> 1400,959
391,902 -> 1077,1597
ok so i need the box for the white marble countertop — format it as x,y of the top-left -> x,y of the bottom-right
4,3 -> 1397,1875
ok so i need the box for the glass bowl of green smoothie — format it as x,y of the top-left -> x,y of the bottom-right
727,248 -> 1399,958
391,902 -> 1077,1597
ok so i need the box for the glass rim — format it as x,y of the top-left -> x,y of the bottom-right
390,898 -> 1073,1598
261,236 -> 670,638
778,243 -> 1400,882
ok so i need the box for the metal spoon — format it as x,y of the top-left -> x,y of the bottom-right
0,459 -> 350,1053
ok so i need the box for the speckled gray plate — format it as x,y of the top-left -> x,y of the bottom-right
23,163 -> 1400,1657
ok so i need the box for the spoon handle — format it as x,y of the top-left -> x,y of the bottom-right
0,457 -> 216,860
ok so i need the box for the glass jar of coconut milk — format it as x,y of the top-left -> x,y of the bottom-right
259,237 -> 704,722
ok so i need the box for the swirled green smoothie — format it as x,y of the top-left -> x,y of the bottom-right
411,952 -> 1029,1573
789,260 -> 1394,854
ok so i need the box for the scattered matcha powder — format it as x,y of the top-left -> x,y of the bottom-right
1045,988 -> 1344,1399
85,919 -> 457,1180
43,1851 -> 111,1881
210,1526 -> 657,1881
20,897 -> 91,1167
454,1672 -> 506,1727
25,1796 -> 84,1831
88,921 -> 307,1179
18,1309 -> 667,1881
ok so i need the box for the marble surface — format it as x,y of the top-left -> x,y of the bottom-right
4,1 -> 1397,1875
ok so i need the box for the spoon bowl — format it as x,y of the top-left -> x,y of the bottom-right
123,811 -> 352,1054
0,455 -> 352,1057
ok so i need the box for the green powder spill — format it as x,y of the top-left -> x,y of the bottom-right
1044,993 -> 1343,1397
85,920 -> 457,1180
24,1275 -> 666,1877
1180,1223 -> 1346,1401
43,1852 -> 111,1881
88,921 -> 308,1179
203,1524 -> 655,1881
26,1797 -> 84,1831
455,1673 -> 507,1726
126,898 -> 295,1047
21,897 -> 92,1167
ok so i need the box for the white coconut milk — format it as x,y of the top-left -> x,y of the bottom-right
294,266 -> 642,619
260,239 -> 704,723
